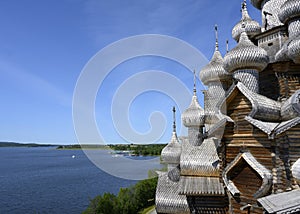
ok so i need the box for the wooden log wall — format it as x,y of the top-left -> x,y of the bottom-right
274,62 -> 300,100
221,92 -> 273,214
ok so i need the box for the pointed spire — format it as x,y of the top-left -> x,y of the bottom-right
215,25 -> 219,51
241,19 -> 246,31
241,0 -> 250,20
193,69 -> 197,95
226,39 -> 229,53
172,106 -> 176,133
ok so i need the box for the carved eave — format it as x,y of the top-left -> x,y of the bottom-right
207,114 -> 234,138
245,116 -> 278,136
217,82 -> 282,122
155,171 -> 190,214
274,116 -> 300,136
223,152 -> 272,198
281,89 -> 300,120
245,116 -> 300,139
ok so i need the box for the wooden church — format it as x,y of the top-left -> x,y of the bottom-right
155,0 -> 300,213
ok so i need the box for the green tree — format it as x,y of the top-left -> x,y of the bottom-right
83,193 -> 117,214
115,187 -> 137,213
134,177 -> 158,210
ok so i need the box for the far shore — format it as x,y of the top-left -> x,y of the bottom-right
56,144 -> 111,150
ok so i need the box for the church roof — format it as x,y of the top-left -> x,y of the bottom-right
224,31 -> 269,73
178,176 -> 225,196
232,0 -> 261,41
218,82 -> 282,122
279,0 -> 300,24
258,189 -> 300,214
155,171 -> 190,214
180,138 -> 219,177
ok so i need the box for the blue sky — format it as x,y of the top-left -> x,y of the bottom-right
0,0 -> 261,144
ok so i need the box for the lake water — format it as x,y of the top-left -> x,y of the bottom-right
0,147 -> 161,213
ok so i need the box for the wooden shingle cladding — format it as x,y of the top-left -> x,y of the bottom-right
258,189 -> 300,214
155,171 -> 190,214
178,176 -> 224,196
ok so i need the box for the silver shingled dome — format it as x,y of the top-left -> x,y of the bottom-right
279,0 -> 300,24
232,1 -> 261,41
224,31 -> 269,73
181,92 -> 205,127
161,107 -> 182,165
200,25 -> 231,85
288,36 -> 300,64
199,47 -> 230,85
161,132 -> 181,165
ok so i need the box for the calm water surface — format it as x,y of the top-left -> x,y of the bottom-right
0,147 -> 139,214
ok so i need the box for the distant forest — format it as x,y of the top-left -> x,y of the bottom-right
0,142 -> 56,147
109,144 -> 166,156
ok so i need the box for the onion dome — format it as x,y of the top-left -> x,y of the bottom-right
182,73 -> 205,127
279,0 -> 300,24
200,25 -> 231,85
232,1 -> 261,41
288,36 -> 300,64
224,30 -> 269,73
161,107 -> 181,164
292,158 -> 300,182
250,0 -> 264,9
161,132 -> 181,164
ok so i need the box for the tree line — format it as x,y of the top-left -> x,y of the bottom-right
109,144 -> 166,156
83,177 -> 158,214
